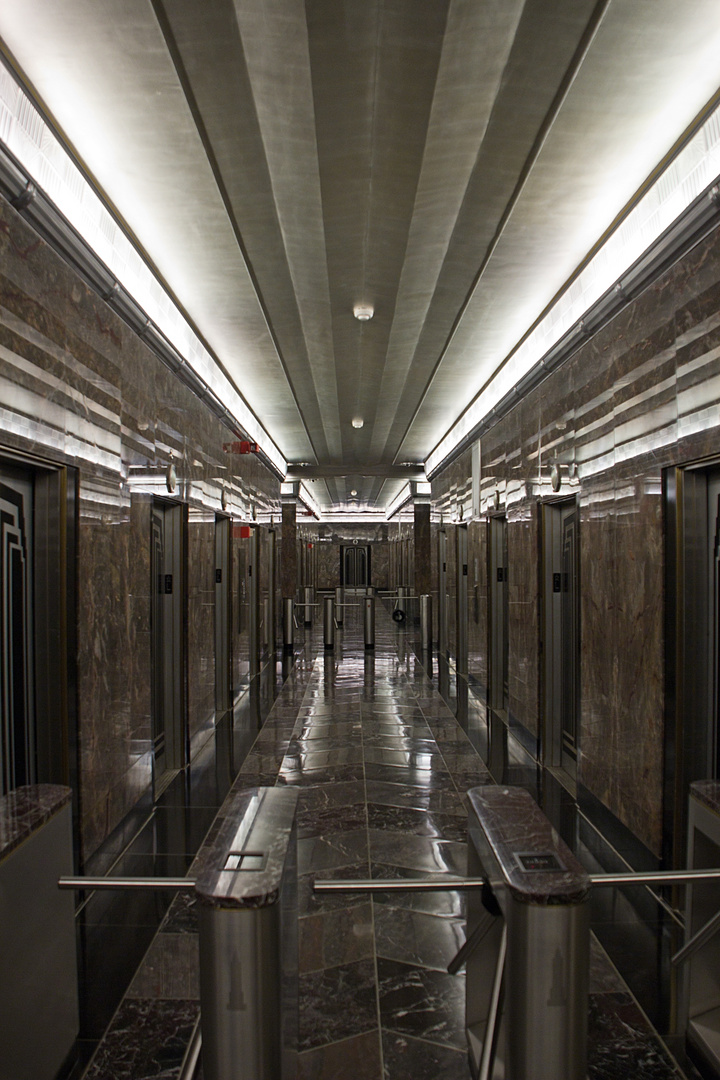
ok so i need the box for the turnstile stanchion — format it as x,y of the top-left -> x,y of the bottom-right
196,787 -> 299,1080
364,595 -> 375,649
303,586 -> 314,626
335,586 -> 344,626
323,596 -> 334,650
465,786 -> 590,1080
678,781 -> 720,1076
420,594 -> 432,651
282,597 -> 294,651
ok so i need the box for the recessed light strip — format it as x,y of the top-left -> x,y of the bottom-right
0,62 -> 287,478
425,103 -> 720,478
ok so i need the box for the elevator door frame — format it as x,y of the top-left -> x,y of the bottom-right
665,460 -> 720,867
0,449 -> 77,803
151,498 -> 187,791
541,497 -> 580,786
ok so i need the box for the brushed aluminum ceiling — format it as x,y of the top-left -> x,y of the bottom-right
1,0 -> 719,511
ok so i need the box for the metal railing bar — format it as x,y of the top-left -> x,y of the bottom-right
314,868 -> 720,894
59,876 -> 196,891
178,1013 -> 203,1080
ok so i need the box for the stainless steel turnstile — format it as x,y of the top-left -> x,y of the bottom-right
196,787 -> 299,1080
465,786 -> 590,1080
679,781 -> 720,1076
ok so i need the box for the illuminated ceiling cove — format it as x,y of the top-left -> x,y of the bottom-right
1,0 -> 720,515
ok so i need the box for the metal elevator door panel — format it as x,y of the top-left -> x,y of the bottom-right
489,516 -> 508,715
342,546 -> 368,589
560,505 -> 579,765
456,525 -> 468,677
438,530 -> 448,655
215,514 -> 231,718
543,499 -> 579,781
151,500 -> 185,789
0,464 -> 34,796
708,472 -> 720,777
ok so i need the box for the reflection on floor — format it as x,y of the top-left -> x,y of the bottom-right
78,601 -> 693,1080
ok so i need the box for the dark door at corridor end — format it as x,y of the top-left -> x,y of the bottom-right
341,545 -> 370,589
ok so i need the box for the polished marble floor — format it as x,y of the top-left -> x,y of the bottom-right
79,600 -> 694,1080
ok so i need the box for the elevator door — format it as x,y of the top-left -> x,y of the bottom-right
438,530 -> 448,655
0,465 -> 34,795
343,545 -> 369,588
709,473 -> 720,777
489,516 -> 508,715
456,525 -> 468,676
151,501 -> 185,789
215,515 -> 231,718
543,500 -> 579,779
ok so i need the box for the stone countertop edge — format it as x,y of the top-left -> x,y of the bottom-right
690,780 -> 720,816
0,783 -> 73,862
195,786 -> 299,910
468,785 -> 590,905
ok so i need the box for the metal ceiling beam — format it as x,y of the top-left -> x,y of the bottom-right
285,465 -> 426,480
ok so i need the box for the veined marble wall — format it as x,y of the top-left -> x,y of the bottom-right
0,194 -> 280,861
432,222 -> 720,858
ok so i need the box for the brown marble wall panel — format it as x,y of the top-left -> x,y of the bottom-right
432,216 -> 720,857
372,543 -> 390,589
315,542 -> 340,588
0,194 -> 280,861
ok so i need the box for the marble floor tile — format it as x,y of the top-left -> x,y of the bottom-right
587,992 -> 682,1079
299,862 -> 371,917
369,830 -> 467,876
370,864 -> 466,917
382,1032 -> 471,1079
374,905 -> 466,971
298,1030 -> 384,1080
83,998 -> 199,1080
299,902 -> 375,973
377,957 -> 466,1050
363,763 -> 456,790
159,890 -> 199,934
297,801 -> 368,839
365,780 -> 467,815
298,829 -> 370,874
295,779 -> 367,812
283,747 -> 365,769
367,803 -> 466,841
278,762 -> 365,786
126,933 -> 199,999
299,959 -> 379,1051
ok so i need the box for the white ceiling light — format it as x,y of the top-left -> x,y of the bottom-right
353,304 -> 374,321
350,488 -> 357,496
351,417 -> 364,428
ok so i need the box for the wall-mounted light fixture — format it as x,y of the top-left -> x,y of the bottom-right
353,304 -> 374,321
166,460 -> 177,493
550,463 -> 561,492
352,417 -> 364,429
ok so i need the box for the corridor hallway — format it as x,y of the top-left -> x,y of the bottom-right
84,600 -> 692,1080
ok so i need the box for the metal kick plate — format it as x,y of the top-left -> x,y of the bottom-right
222,851 -> 267,872
514,851 -> 565,873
